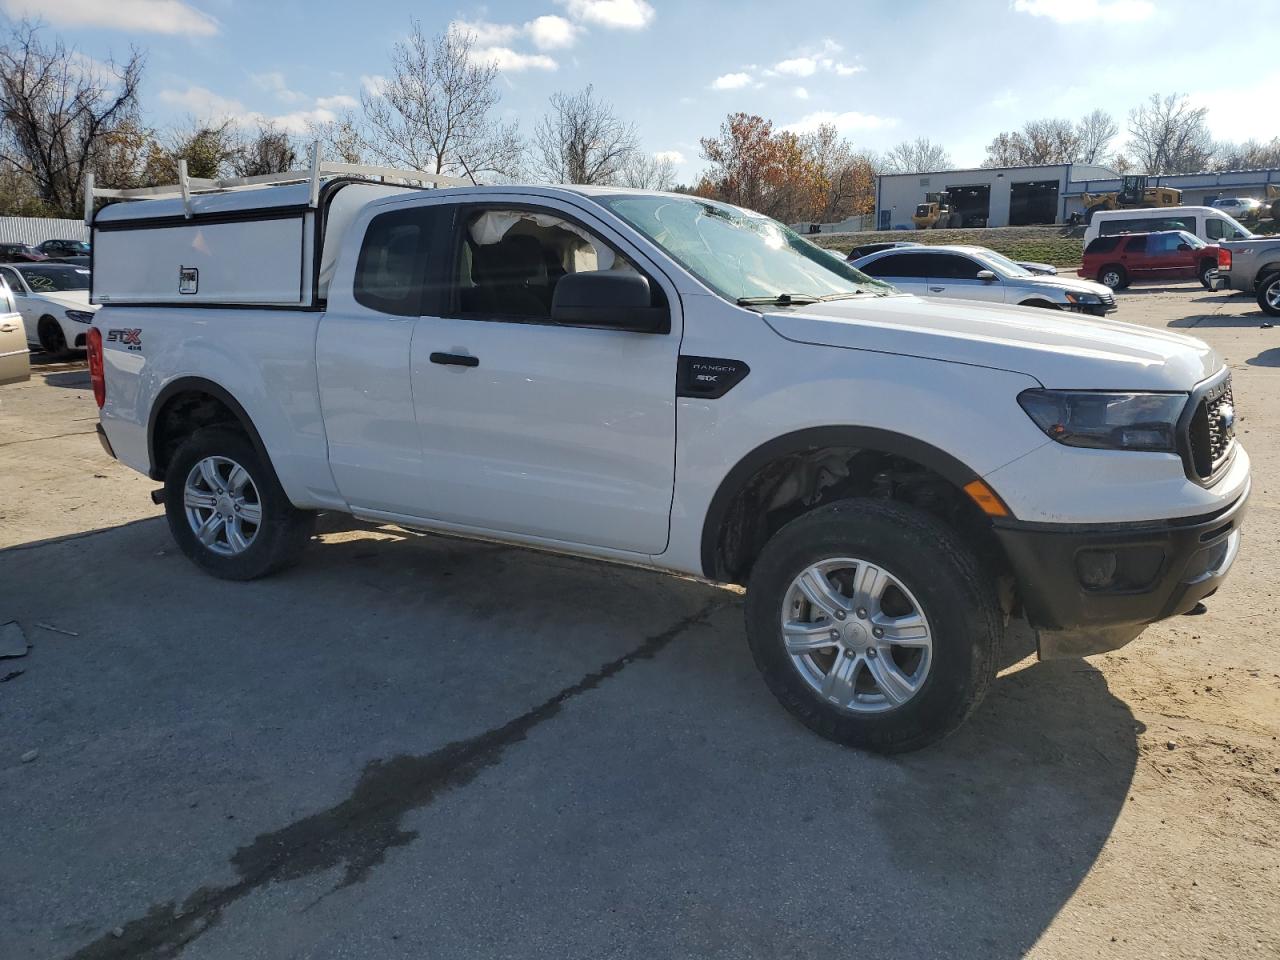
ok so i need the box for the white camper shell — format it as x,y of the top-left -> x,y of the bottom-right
87,152 -> 467,309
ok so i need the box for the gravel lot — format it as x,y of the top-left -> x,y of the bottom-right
2,283 -> 1277,960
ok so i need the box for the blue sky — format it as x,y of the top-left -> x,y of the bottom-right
2,0 -> 1276,182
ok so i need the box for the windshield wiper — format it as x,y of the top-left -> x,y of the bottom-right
735,293 -> 820,306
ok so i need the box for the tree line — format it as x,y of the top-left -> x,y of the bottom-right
1,18 -> 1276,223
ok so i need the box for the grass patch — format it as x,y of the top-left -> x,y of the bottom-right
812,226 -> 1084,267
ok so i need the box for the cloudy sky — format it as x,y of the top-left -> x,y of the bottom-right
2,0 -> 1276,181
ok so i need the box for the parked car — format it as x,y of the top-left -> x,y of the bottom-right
1211,198 -> 1264,222
51,255 -> 91,268
1081,231 -> 1220,290
852,245 -> 1115,314
0,273 -> 30,385
87,171 -> 1248,753
0,242 -> 48,263
35,238 -> 90,258
1084,205 -> 1252,247
1217,233 -> 1280,317
0,262 -> 96,354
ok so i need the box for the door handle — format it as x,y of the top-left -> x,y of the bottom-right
430,352 -> 479,368
0,322 -> 16,333
929,286 -> 944,292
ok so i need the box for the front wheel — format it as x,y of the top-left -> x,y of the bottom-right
1259,273 -> 1280,318
745,499 -> 1002,753
164,426 -> 315,580
37,316 -> 67,356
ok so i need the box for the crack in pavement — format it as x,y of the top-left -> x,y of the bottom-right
63,599 -> 727,960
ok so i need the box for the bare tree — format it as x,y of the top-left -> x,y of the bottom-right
882,137 -> 952,174
1211,137 -> 1280,171
982,118 -> 1080,167
362,23 -> 521,183
0,21 -> 144,216
233,121 -> 297,178
620,152 -> 676,190
800,123 -> 877,222
535,84 -> 638,185
1127,93 -> 1214,174
1076,109 -> 1118,164
307,112 -> 367,164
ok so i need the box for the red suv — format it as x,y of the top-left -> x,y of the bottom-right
1080,230 -> 1220,290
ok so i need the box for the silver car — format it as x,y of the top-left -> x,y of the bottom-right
852,245 -> 1116,316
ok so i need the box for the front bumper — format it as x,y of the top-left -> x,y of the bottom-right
994,481 -> 1248,658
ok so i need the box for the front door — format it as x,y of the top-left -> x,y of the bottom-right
926,253 -> 1007,303
409,199 -> 680,555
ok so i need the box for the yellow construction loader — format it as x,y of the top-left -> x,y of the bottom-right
1268,184 -> 1280,221
1082,175 -> 1183,224
912,192 -> 958,230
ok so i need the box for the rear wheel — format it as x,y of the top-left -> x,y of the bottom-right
1259,273 -> 1280,318
37,316 -> 67,356
1199,260 -> 1219,289
744,499 -> 1002,753
1098,264 -> 1128,289
164,426 -> 315,580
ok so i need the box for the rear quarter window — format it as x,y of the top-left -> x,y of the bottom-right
1085,236 -> 1120,254
354,208 -> 437,316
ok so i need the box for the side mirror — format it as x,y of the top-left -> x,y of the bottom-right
976,269 -> 997,282
550,272 -> 670,333
1177,242 -> 1190,251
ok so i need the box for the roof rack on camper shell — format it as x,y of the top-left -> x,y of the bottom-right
84,142 -> 473,223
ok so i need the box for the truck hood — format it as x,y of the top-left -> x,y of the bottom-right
762,294 -> 1219,391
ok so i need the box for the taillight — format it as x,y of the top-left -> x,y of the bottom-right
87,326 -> 105,409
1218,247 -> 1232,270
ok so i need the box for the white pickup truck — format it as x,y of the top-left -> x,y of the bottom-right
85,158 -> 1250,753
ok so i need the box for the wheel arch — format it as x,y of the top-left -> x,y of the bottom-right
147,376 -> 274,483
1017,298 -> 1059,310
699,426 -> 1010,585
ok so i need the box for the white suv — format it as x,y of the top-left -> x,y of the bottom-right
86,172 -> 1250,753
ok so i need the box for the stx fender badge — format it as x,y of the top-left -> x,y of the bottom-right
106,329 -> 142,351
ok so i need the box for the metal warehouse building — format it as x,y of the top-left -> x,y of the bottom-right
876,164 -> 1280,229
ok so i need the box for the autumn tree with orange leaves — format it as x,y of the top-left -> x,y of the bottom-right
696,112 -> 877,225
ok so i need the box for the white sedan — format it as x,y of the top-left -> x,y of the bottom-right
0,262 -> 97,355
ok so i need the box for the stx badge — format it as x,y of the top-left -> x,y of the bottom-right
107,328 -> 142,351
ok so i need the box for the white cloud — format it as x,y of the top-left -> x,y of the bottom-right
251,71 -> 304,104
472,47 -> 558,72
268,108 -> 338,134
158,85 -> 245,119
527,14 -> 579,50
783,110 -> 898,135
1012,0 -> 1154,23
793,86 -> 810,100
832,63 -> 863,76
315,94 -> 358,111
775,57 -> 817,77
360,74 -> 387,98
560,0 -> 655,30
0,0 -> 219,35
711,72 -> 752,90
452,19 -> 523,47
654,150 -> 685,165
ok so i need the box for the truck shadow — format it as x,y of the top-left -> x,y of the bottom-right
1247,347 -> 1280,367
3,516 -> 1137,960
1168,313 -> 1268,328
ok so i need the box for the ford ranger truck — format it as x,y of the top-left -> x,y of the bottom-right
84,162 -> 1250,753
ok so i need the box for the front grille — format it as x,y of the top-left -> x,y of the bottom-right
1099,292 -> 1116,309
1187,376 -> 1235,480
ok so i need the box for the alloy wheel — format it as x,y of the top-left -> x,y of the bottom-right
780,557 -> 933,713
183,456 -> 262,556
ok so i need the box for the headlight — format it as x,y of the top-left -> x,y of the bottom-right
1018,389 -> 1187,452
66,309 -> 95,324
1063,291 -> 1101,305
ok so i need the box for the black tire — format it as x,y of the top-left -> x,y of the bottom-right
1258,273 -> 1280,318
744,498 -> 1002,754
1198,260 -> 1219,290
1097,264 -> 1128,290
163,426 -> 315,580
37,316 -> 67,356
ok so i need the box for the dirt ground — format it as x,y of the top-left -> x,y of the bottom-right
1,283 -> 1277,960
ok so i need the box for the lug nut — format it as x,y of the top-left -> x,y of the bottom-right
856,607 -> 868,619
872,627 -> 884,639
867,647 -> 878,658
834,610 -> 846,620
829,629 -> 840,640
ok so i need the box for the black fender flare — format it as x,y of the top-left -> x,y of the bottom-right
699,426 -> 986,579
146,376 -> 273,481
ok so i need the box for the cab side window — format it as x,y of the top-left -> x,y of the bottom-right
930,254 -> 983,280
455,207 -> 644,321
